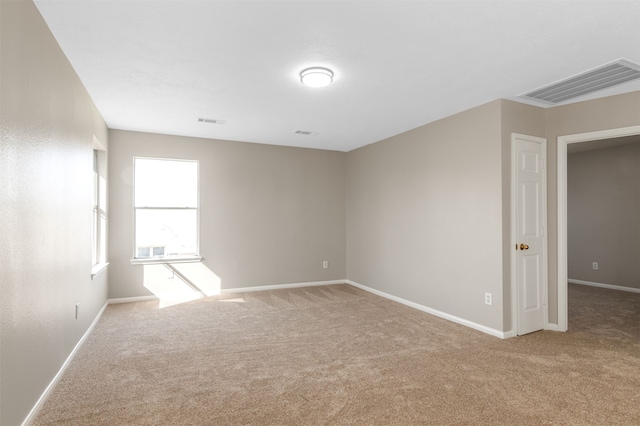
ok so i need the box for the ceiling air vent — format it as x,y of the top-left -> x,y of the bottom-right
520,59 -> 640,104
294,130 -> 317,136
197,117 -> 225,124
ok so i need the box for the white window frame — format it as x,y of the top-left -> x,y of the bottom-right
91,139 -> 109,279
130,157 -> 201,265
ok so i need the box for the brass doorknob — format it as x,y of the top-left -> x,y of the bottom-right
520,244 -> 529,250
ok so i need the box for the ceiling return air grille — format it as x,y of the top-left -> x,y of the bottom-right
521,59 -> 640,104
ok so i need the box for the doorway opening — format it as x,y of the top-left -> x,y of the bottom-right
556,125 -> 640,331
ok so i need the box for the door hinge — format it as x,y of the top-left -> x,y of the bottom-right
541,159 -> 545,169
541,226 -> 545,236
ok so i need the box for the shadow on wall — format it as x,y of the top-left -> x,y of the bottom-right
143,263 -> 221,308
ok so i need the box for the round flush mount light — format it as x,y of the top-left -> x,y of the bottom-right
300,67 -> 334,88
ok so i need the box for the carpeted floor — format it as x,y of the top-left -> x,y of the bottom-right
34,283 -> 640,425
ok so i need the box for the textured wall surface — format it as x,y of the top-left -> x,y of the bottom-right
108,130 -> 346,299
3,1 -> 639,422
0,2 -> 109,425
347,100 -> 505,332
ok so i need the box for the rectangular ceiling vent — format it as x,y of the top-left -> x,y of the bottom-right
520,59 -> 640,104
197,117 -> 225,124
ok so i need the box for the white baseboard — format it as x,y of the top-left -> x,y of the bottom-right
345,280 -> 509,339
545,323 -> 561,332
502,330 -> 517,338
221,280 -> 345,294
569,278 -> 640,294
22,300 -> 109,426
108,295 -> 159,304
107,280 -> 347,303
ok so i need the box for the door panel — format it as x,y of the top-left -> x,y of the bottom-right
514,134 -> 547,335
522,182 -> 539,236
521,254 -> 540,311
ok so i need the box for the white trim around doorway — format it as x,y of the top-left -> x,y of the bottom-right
556,125 -> 640,332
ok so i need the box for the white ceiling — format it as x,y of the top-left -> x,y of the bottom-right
34,0 -> 640,152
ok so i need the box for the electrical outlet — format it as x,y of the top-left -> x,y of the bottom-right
592,262 -> 599,270
322,261 -> 329,269
484,293 -> 492,306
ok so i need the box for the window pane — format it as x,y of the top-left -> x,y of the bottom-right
99,210 -> 107,263
92,208 -> 98,265
134,158 -> 197,208
92,150 -> 99,265
135,209 -> 197,257
93,150 -> 98,206
137,247 -> 151,258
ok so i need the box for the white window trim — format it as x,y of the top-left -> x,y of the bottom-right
130,256 -> 202,265
91,262 -> 110,280
92,137 -> 109,279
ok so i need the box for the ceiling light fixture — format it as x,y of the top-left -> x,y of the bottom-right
300,67 -> 334,88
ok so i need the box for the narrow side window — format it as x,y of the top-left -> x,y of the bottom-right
91,145 -> 108,279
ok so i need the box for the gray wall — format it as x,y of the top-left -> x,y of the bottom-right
347,100 -> 506,332
3,1 -> 639,421
108,130 -> 346,298
545,91 -> 640,323
0,2 -> 109,425
568,143 -> 640,289
346,93 -> 640,333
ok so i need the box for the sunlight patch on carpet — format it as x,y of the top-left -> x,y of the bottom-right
143,263 -> 221,308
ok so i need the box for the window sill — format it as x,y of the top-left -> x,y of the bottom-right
130,256 -> 202,265
91,262 -> 109,280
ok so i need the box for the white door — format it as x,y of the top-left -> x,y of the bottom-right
513,134 -> 547,335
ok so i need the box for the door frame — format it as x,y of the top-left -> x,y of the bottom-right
510,133 -> 548,336
556,125 -> 640,332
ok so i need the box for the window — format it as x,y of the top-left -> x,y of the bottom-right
92,149 -> 99,265
133,157 -> 199,262
92,145 -> 108,279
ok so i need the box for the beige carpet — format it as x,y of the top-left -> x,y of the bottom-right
34,283 -> 640,425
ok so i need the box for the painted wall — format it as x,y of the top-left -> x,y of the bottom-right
346,100 -> 506,332
0,1 -> 109,425
545,91 -> 640,323
108,130 -> 346,298
2,3 -> 638,421
568,142 -> 640,289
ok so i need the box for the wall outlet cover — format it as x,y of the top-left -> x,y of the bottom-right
484,292 -> 492,306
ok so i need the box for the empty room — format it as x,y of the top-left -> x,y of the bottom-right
1,0 -> 639,425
